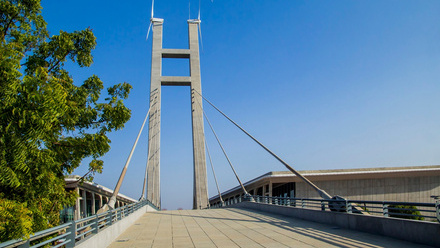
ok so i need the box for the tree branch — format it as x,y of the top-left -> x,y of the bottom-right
48,51 -> 71,73
1,13 -> 19,41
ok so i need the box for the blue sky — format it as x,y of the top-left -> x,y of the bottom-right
41,0 -> 440,210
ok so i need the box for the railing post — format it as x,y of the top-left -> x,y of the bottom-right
65,221 -> 76,248
383,204 -> 389,217
108,210 -> 113,225
287,198 -> 290,206
17,240 -> 30,248
435,200 -> 439,222
321,200 -> 325,211
301,199 -> 305,208
346,201 -> 352,214
92,215 -> 98,234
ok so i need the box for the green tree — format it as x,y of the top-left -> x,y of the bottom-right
0,0 -> 132,241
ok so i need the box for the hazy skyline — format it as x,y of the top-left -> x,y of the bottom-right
41,0 -> 440,210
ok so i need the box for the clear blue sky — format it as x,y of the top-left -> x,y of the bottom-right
41,0 -> 440,210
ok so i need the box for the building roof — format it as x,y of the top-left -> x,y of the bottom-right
209,165 -> 440,201
65,175 -> 137,203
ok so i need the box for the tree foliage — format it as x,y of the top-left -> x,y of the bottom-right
0,0 -> 132,241
0,196 -> 32,242
388,205 -> 424,220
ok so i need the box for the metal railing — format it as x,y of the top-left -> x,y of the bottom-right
212,195 -> 440,222
0,199 -> 158,248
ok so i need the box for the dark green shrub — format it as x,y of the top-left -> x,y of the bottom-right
388,205 -> 424,220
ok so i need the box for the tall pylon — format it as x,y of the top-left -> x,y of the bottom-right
146,18 -> 209,210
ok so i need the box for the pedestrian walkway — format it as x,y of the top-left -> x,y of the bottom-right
108,208 -> 428,248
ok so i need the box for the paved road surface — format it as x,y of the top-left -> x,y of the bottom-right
108,208 -> 429,248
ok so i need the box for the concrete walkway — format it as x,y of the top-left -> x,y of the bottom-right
108,208 -> 429,248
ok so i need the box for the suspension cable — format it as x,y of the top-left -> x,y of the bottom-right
192,89 -> 332,200
205,140 -> 224,204
192,90 -> 249,196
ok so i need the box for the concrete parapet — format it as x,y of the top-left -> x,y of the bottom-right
76,205 -> 149,248
232,202 -> 440,247
146,205 -> 158,212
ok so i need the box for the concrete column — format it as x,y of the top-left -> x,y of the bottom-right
91,192 -> 96,215
146,19 -> 163,209
98,194 -> 102,209
81,189 -> 86,218
75,187 -> 80,220
189,21 -> 209,210
269,182 -> 273,197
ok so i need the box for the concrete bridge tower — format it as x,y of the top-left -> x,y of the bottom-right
146,19 -> 209,210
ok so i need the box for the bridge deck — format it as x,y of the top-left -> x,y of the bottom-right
108,208 -> 427,248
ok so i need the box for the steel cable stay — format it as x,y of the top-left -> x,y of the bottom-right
205,138 -> 224,205
191,88 -> 333,200
192,92 -> 251,199
97,90 -> 159,213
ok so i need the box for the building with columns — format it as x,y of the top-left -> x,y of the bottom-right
209,165 -> 440,206
61,175 -> 136,223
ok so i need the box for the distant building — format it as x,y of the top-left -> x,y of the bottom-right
61,175 -> 136,222
209,165 -> 440,206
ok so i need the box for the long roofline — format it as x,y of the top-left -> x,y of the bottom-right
65,177 -> 137,202
209,165 -> 440,201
